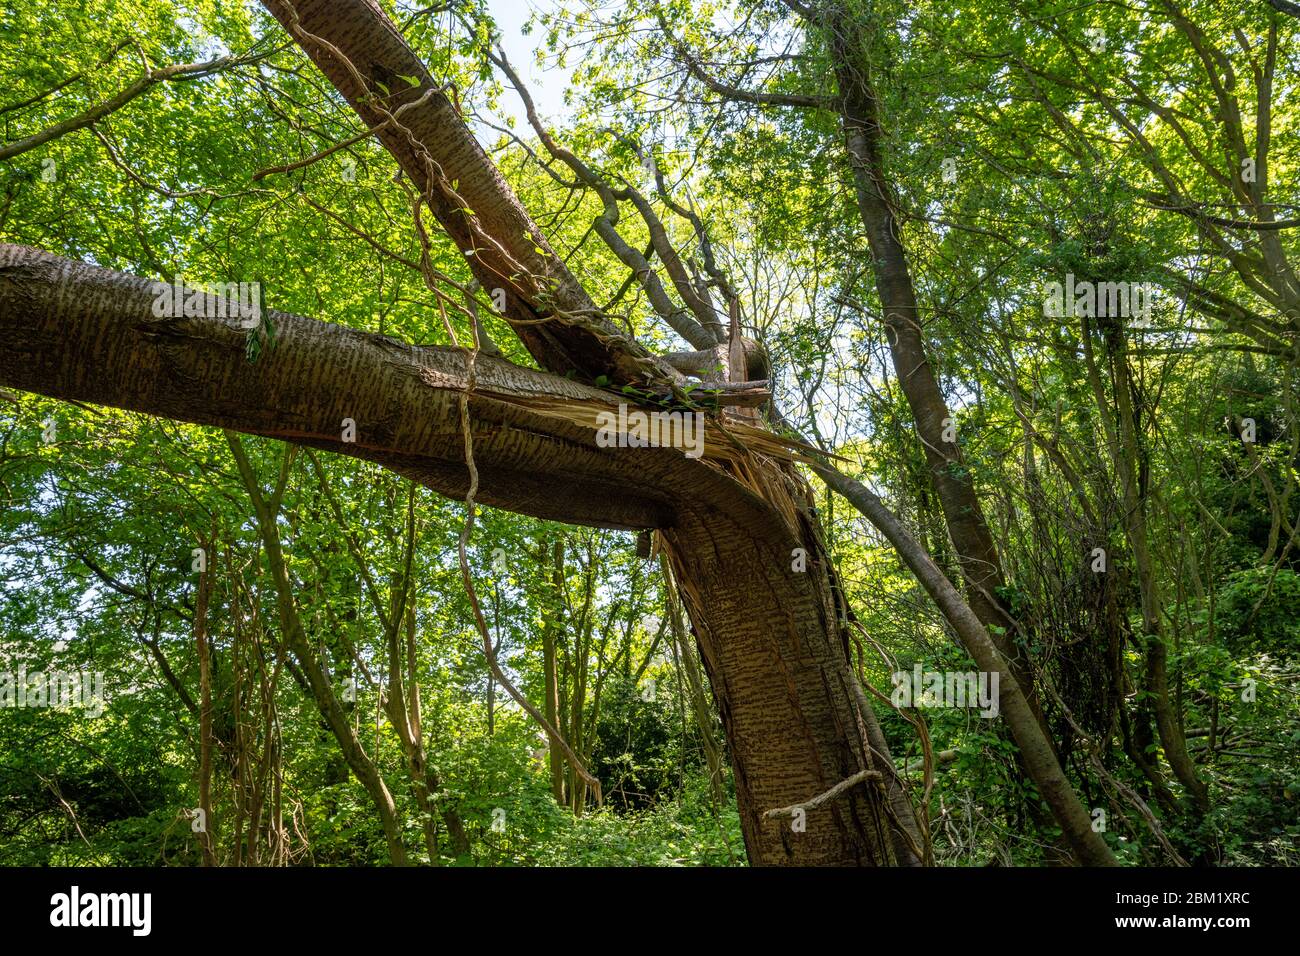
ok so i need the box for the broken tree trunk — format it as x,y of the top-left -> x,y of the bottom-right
0,244 -> 920,864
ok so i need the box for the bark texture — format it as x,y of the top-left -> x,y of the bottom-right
258,0 -> 671,390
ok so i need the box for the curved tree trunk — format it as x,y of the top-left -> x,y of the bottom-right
827,16 -> 1020,668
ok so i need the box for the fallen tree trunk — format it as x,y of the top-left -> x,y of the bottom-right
0,243 -> 921,864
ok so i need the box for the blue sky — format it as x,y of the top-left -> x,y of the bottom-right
483,0 -> 571,126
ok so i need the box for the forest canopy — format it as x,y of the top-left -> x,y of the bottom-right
0,0 -> 1297,869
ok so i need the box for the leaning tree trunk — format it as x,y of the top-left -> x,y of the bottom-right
821,9 -> 1041,711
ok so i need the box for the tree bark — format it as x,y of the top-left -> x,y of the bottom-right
257,0 -> 674,391
541,539 -> 567,805
194,532 -> 217,867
